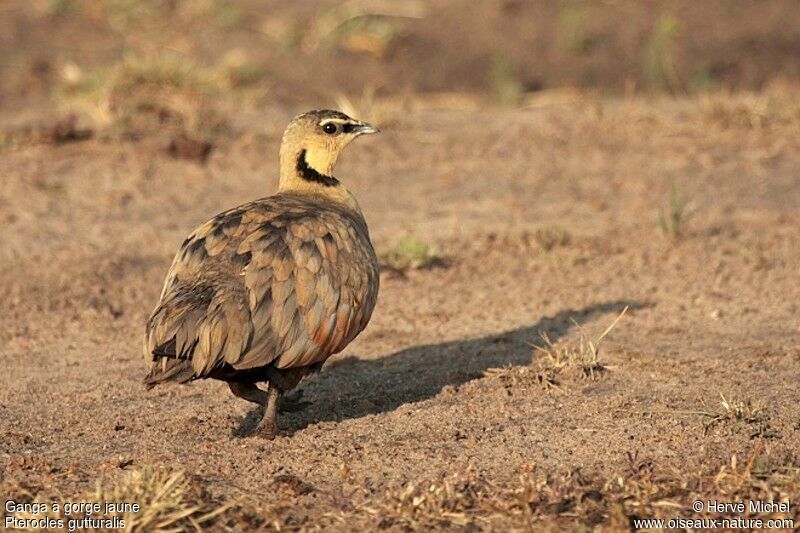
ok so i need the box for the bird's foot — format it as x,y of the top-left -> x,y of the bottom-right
255,385 -> 281,439
256,418 -> 278,440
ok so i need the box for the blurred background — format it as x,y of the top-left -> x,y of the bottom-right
2,3 -> 800,529
1,0 -> 799,143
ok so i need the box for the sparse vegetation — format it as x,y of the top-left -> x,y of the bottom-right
58,52 -> 226,138
47,0 -> 78,18
9,468 -> 233,532
534,226 -> 570,252
688,67 -> 717,92
533,307 -> 628,382
702,90 -> 800,130
3,3 -> 800,531
489,54 -> 523,106
323,449 -> 799,530
718,393 -> 765,423
657,187 -> 688,239
46,0 -> 247,32
557,3 -> 591,55
335,16 -> 404,58
704,393 -> 779,438
302,2 -> 425,57
205,0 -> 246,29
7,453 -> 798,530
92,0 -> 165,32
379,235 -> 442,273
217,49 -> 270,90
643,12 -> 680,91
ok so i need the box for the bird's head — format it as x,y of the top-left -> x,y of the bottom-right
279,109 -> 379,192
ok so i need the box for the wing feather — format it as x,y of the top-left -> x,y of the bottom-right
144,194 -> 379,385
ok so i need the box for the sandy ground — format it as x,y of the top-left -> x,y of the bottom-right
1,90 -> 799,529
1,1 -> 800,529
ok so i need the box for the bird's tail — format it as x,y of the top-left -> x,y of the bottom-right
143,352 -> 196,389
143,284 -> 212,388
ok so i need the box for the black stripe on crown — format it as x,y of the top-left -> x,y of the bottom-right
300,109 -> 352,122
296,149 -> 339,187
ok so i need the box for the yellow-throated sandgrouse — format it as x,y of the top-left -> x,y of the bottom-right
144,110 -> 380,439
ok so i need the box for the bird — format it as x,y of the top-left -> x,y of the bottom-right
143,110 -> 380,439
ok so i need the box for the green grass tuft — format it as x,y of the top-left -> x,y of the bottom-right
535,226 -> 570,252
379,235 -> 442,272
643,13 -> 680,90
657,187 -> 688,239
489,54 -> 523,106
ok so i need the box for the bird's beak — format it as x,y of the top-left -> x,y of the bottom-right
354,122 -> 380,136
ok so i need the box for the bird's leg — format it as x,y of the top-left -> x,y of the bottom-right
263,366 -> 312,413
228,382 -> 267,406
257,384 -> 281,439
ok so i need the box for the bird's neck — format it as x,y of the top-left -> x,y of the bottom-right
293,148 -> 339,187
278,148 -> 360,212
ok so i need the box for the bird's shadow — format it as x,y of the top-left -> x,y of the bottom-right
233,300 -> 646,437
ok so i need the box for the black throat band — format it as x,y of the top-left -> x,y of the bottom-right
296,149 -> 339,187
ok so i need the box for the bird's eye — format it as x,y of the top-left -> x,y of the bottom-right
322,123 -> 339,135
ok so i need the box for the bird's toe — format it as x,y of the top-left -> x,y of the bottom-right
256,420 -> 278,440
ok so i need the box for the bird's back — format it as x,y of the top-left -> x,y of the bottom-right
144,193 -> 379,386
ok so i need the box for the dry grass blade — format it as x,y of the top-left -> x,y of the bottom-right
718,392 -> 764,422
8,467 -> 233,532
573,305 -> 628,354
700,89 -> 800,129
360,457 -> 799,530
533,306 -> 628,381
702,393 -> 774,437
